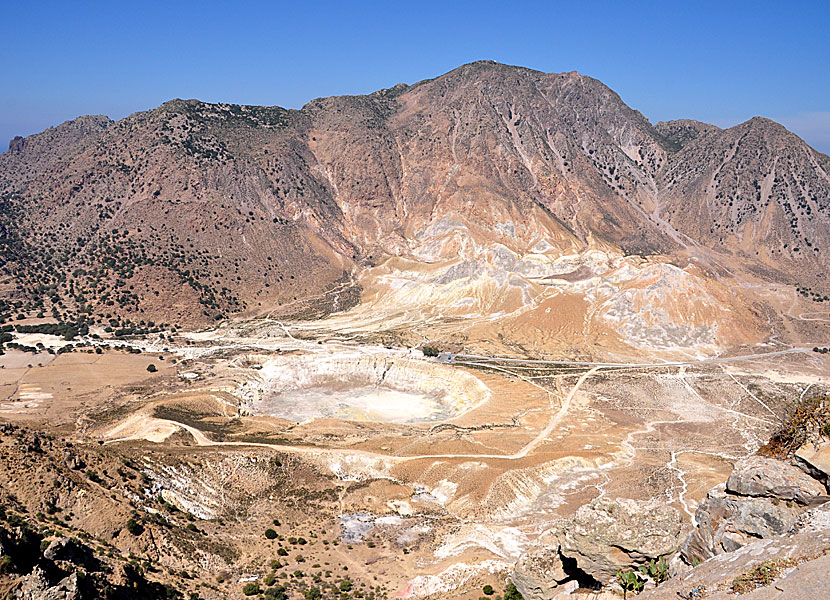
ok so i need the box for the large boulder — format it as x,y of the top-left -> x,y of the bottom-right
641,502 -> 830,599
681,454 -> 829,565
682,484 -> 801,563
512,532 -> 569,600
512,499 -> 684,599
557,499 -> 683,578
726,456 -> 826,504
16,566 -> 81,600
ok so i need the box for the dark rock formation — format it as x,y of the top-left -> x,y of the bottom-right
8,136 -> 23,154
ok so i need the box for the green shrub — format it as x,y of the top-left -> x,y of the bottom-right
125,518 -> 144,536
146,363 -> 158,373
616,570 -> 645,598
242,582 -> 260,595
639,556 -> 669,584
264,586 -> 287,600
483,584 -> 495,595
264,528 -> 278,539
422,345 -> 440,357
503,582 -> 524,600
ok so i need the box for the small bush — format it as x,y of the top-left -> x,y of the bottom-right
638,555 -> 669,584
242,582 -> 261,596
503,582 -> 524,600
264,586 -> 287,600
125,518 -> 144,536
616,570 -> 645,597
483,584 -> 495,596
761,395 -> 830,457
422,345 -> 440,357
265,528 -> 278,539
146,363 -> 158,373
732,559 -> 795,594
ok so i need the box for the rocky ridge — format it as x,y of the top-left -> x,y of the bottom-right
511,441 -> 830,599
0,62 -> 827,345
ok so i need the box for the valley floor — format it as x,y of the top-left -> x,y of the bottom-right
1,313 -> 828,598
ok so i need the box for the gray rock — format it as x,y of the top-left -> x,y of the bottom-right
512,532 -> 569,600
63,452 -> 85,471
16,566 -> 81,600
8,136 -> 24,154
682,484 -> 802,563
558,498 -> 684,578
726,456 -> 825,504
640,503 -> 830,599
512,498 -> 683,599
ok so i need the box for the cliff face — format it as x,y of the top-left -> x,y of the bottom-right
1,61 -> 827,343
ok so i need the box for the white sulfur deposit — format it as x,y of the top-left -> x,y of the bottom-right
238,352 -> 491,423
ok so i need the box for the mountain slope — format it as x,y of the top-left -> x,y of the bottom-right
1,61 -> 827,352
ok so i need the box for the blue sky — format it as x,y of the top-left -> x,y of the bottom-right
2,0 -> 828,153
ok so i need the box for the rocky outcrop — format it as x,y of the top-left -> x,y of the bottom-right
682,456 -> 829,564
512,499 -> 684,599
17,567 -> 82,600
43,537 -> 100,572
640,502 -> 830,599
7,135 -> 23,154
2,524 -> 180,600
682,484 -> 800,561
725,455 -> 826,504
513,454 -> 830,600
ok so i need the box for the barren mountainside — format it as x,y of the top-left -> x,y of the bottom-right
1,61 -> 828,332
